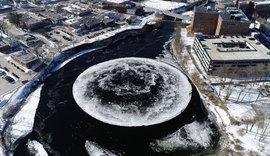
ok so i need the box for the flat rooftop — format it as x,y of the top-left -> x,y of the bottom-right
194,6 -> 219,14
11,51 -> 39,64
221,7 -> 250,23
196,35 -> 270,61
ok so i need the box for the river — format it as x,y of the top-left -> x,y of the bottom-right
14,22 -> 219,156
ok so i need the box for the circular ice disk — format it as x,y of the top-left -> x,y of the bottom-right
73,58 -> 192,127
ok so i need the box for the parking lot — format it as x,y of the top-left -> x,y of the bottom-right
0,55 -> 36,96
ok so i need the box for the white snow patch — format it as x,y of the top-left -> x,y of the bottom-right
85,140 -> 118,156
105,0 -> 128,4
9,86 -> 42,143
27,140 -> 48,156
142,0 -> 187,11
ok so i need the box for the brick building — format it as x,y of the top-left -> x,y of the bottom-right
215,7 -> 251,35
191,7 -> 219,35
253,1 -> 270,18
231,0 -> 269,19
191,7 -> 250,35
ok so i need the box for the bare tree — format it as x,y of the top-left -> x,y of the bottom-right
240,84 -> 252,102
252,105 -> 265,139
236,83 -> 247,103
224,82 -> 234,101
241,110 -> 257,133
255,91 -> 261,102
259,119 -> 270,141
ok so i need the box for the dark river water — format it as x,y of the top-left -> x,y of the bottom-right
14,22 -> 219,156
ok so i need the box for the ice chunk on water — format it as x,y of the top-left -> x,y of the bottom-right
27,140 -> 48,156
150,121 -> 213,152
73,58 -> 192,127
85,140 -> 119,156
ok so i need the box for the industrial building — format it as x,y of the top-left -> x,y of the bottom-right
193,34 -> 270,77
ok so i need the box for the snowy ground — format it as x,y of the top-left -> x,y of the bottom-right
8,86 -> 42,146
173,28 -> 270,155
141,0 -> 187,11
105,0 -> 128,4
0,90 -> 17,108
181,11 -> 193,24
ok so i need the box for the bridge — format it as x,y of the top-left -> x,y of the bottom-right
140,0 -> 209,21
162,10 -> 191,21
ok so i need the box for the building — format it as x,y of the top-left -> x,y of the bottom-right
20,13 -> 51,31
94,0 -> 143,15
38,11 -> 66,25
215,7 -> 251,35
0,38 -> 20,53
191,7 -> 219,35
231,0 -> 270,19
0,39 -> 11,52
215,1 -> 234,9
83,17 -> 103,30
82,16 -> 116,30
193,34 -> 270,76
64,17 -> 80,29
191,7 -> 251,35
253,1 -> 270,18
10,50 -> 41,69
62,4 -> 92,17
21,34 -> 44,47
64,15 -> 115,31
